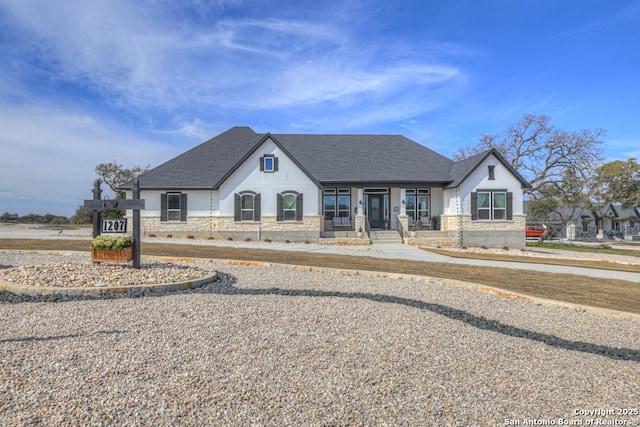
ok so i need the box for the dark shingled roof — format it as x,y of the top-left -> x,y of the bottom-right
121,127 -> 259,189
269,133 -> 453,184
120,126 -> 529,190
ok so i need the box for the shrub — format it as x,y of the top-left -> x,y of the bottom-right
227,237 -> 233,241
187,235 -> 195,239
481,245 -> 488,250
244,237 -> 251,242
503,246 -> 509,251
285,240 -> 290,243
91,234 -> 133,249
166,234 -> 173,238
264,238 -> 272,243
207,236 -> 215,240
148,233 -> 157,238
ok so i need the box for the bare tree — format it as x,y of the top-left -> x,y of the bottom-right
453,114 -> 606,198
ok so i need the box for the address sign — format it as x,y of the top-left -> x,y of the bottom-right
101,218 -> 127,234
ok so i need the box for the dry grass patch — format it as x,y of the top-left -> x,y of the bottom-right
0,239 -> 639,314
422,247 -> 640,273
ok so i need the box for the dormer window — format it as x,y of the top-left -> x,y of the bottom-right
488,165 -> 495,180
260,155 -> 278,173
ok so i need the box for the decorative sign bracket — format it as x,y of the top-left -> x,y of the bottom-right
83,179 -> 144,269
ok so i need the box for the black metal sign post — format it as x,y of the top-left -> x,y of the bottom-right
84,179 -> 145,269
91,179 -> 102,239
131,179 -> 141,269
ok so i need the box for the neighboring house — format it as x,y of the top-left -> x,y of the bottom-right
119,126 -> 530,248
522,202 -> 598,241
524,202 -> 640,241
593,203 -> 640,240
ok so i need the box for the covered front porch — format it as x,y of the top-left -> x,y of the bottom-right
320,186 -> 443,237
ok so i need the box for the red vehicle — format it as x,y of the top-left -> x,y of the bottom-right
525,225 -> 545,238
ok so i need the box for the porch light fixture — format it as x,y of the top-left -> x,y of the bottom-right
402,200 -> 406,205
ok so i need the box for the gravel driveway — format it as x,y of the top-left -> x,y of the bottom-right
1,256 -> 639,426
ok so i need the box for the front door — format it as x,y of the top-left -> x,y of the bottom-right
368,195 -> 384,229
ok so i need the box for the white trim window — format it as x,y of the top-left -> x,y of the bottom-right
167,193 -> 181,221
405,189 -> 430,221
161,192 -> 187,222
241,193 -> 255,221
277,191 -> 303,221
260,155 -> 278,173
473,190 -> 511,220
282,194 -> 297,220
234,191 -> 261,222
323,189 -> 350,220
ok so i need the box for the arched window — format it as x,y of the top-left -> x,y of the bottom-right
277,191 -> 303,221
241,193 -> 255,221
282,194 -> 297,220
234,191 -> 261,222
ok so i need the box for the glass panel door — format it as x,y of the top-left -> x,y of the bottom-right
368,195 -> 384,229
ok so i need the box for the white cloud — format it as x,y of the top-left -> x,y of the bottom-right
0,102 -> 178,215
0,0 -> 465,119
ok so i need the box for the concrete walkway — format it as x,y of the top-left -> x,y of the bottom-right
363,244 -> 640,283
2,226 -> 640,282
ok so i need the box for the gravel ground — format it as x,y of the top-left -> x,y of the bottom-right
0,251 -> 208,288
1,252 -> 639,425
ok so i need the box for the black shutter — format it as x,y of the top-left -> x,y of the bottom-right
274,157 -> 279,171
234,193 -> 241,221
506,192 -> 513,220
160,193 -> 168,222
259,156 -> 264,171
296,193 -> 303,221
180,194 -> 187,222
471,192 -> 477,220
277,193 -> 283,221
254,193 -> 261,221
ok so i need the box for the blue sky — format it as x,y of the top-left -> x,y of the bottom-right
1,0 -> 639,216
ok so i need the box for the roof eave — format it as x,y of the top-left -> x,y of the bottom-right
212,133 -> 322,189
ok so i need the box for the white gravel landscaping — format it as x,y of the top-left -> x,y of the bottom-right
1,251 -> 639,425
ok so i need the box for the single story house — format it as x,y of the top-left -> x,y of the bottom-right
523,202 -> 640,241
120,126 -> 530,248
594,203 -> 640,240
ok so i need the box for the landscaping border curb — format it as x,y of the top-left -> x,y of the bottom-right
0,250 -> 638,320
0,273 -> 216,297
0,251 -> 217,297
154,255 -> 640,321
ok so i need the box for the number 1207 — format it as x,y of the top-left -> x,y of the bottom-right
102,219 -> 127,233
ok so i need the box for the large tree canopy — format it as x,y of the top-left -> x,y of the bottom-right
593,158 -> 640,209
453,114 -> 606,198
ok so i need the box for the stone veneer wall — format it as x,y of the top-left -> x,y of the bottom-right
438,214 -> 527,249
134,215 -> 322,242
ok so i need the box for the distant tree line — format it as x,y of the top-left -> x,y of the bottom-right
2,163 -> 150,226
1,212 -> 73,225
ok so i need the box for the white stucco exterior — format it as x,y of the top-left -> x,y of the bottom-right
218,138 -> 319,217
122,134 -> 527,247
